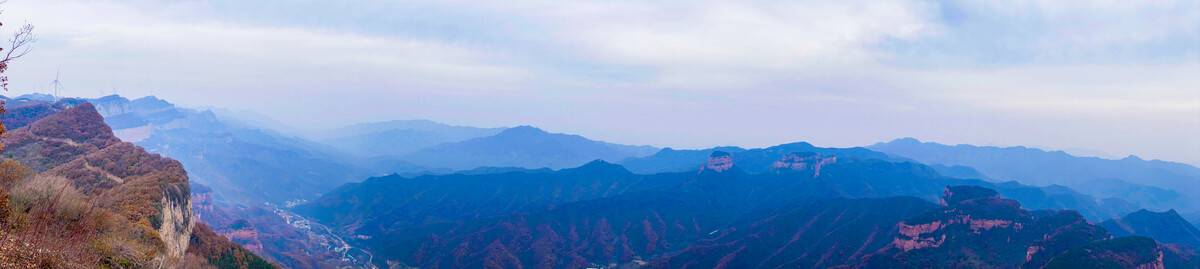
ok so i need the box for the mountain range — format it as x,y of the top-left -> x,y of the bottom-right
314,119 -> 504,157
1101,209 -> 1200,247
8,94 -> 1198,268
619,142 -> 895,174
870,138 -> 1200,213
84,95 -> 376,205
85,95 -> 666,204
397,126 -> 659,170
297,148 -> 1175,268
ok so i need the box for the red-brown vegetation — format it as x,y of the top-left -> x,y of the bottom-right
0,102 -> 271,268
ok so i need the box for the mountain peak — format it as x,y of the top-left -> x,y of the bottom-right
1101,208 -> 1200,247
1129,208 -> 1183,219
14,93 -> 56,101
132,95 -> 162,102
27,102 -> 119,147
562,159 -> 632,175
499,125 -> 547,136
1121,155 -> 1144,161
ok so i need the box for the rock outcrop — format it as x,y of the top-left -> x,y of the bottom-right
217,219 -> 264,252
701,151 -> 734,173
856,185 -> 1110,268
89,95 -> 134,117
771,151 -> 836,177
160,194 -> 196,257
191,183 -> 215,221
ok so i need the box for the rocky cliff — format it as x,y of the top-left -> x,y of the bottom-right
771,151 -> 836,177
701,151 -> 734,173
160,194 -> 196,257
855,185 -> 1110,268
0,102 -> 234,266
191,183 -> 215,221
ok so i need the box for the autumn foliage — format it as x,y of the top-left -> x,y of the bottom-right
0,101 -> 272,268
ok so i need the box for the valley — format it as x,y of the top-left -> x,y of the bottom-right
1,2 -> 1192,268
269,205 -> 377,269
2,93 -> 1191,268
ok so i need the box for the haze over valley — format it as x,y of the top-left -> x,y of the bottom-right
0,0 -> 1196,268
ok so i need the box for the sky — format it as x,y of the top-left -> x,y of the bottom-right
1,0 -> 1198,166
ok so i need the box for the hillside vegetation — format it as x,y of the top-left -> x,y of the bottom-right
0,101 -> 273,268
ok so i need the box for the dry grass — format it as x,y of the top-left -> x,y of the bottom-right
0,173 -> 165,268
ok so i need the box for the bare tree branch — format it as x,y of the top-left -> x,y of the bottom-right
1,22 -> 34,64
0,1 -> 36,92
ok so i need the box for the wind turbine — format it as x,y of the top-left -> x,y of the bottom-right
50,68 -> 64,101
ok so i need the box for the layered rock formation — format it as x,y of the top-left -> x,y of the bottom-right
191,183 -> 215,221
218,219 -> 264,252
701,151 -> 734,173
772,151 -> 836,177
855,185 -> 1111,268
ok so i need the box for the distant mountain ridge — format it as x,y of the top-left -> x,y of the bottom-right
83,95 -> 380,205
300,147 -> 1149,267
1101,209 -> 1200,247
315,119 -> 504,157
312,120 -> 662,173
620,142 -> 895,174
869,137 -> 1200,212
399,125 -> 659,170
32,94 -> 1193,268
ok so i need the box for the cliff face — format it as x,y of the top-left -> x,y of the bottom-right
89,95 -> 134,117
701,151 -> 734,173
160,195 -> 196,257
191,183 -> 215,221
855,185 -> 1111,268
187,223 -> 275,268
771,151 -> 836,177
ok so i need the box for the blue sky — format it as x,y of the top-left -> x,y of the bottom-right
2,0 -> 1199,166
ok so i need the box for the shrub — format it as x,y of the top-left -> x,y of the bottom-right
0,159 -> 32,189
8,175 -> 93,223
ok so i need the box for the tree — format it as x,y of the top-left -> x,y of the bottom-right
0,0 -> 36,151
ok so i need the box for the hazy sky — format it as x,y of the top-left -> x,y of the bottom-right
2,0 -> 1198,166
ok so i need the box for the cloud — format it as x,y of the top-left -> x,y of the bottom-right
0,0 -> 1196,166
912,63 -> 1200,118
507,0 -> 940,88
885,0 -> 1200,66
3,0 -> 533,102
